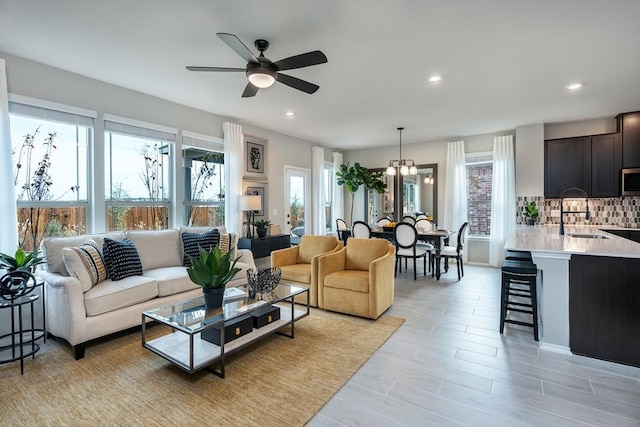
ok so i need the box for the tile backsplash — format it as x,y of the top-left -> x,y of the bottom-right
516,196 -> 640,228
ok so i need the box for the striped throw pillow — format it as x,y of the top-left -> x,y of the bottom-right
62,239 -> 107,291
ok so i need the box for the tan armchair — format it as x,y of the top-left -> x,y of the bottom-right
271,235 -> 343,307
317,238 -> 395,319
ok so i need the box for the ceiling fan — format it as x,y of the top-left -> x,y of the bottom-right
186,33 -> 328,98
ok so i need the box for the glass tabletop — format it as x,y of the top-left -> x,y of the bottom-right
143,283 -> 307,334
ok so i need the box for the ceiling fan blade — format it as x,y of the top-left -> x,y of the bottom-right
217,32 -> 258,64
274,50 -> 327,71
186,66 -> 245,72
276,73 -> 320,94
242,82 -> 259,98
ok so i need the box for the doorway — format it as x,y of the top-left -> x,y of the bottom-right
284,166 -> 310,237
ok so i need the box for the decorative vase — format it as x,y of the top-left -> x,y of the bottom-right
256,227 -> 267,238
203,287 -> 225,310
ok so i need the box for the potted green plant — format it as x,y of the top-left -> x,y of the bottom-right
336,162 -> 387,226
253,219 -> 272,238
523,201 -> 539,226
186,246 -> 241,310
0,247 -> 46,273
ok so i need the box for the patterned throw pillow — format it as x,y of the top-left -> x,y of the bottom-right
103,237 -> 143,281
62,239 -> 107,291
181,229 -> 220,267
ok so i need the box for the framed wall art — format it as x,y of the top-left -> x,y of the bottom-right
244,136 -> 268,179
243,180 -> 268,218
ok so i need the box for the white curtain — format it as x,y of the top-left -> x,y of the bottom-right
443,140 -> 468,234
331,152 -> 344,232
489,135 -> 516,266
311,146 -> 326,235
223,122 -> 244,234
0,59 -> 18,254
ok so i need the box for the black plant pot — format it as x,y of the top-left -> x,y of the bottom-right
203,287 -> 225,310
525,218 -> 535,226
256,227 -> 267,238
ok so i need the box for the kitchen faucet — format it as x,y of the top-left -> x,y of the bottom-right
559,187 -> 590,235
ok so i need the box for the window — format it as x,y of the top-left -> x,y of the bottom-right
402,177 -> 417,215
9,102 -> 92,250
466,153 -> 493,236
324,163 -> 333,233
182,134 -> 225,227
105,118 -> 174,231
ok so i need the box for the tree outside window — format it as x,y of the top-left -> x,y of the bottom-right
466,162 -> 493,236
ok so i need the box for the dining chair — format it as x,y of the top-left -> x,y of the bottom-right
351,221 -> 371,239
436,222 -> 469,281
414,218 -> 432,232
393,222 -> 428,280
336,218 -> 350,244
376,218 -> 391,226
402,215 -> 416,225
415,214 -> 428,221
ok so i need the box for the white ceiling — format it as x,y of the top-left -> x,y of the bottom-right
1,0 -> 640,149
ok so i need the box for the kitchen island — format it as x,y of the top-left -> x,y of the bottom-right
505,225 -> 640,366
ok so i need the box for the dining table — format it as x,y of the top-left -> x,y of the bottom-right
369,226 -> 455,280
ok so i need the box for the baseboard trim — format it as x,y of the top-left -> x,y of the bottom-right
539,342 -> 572,355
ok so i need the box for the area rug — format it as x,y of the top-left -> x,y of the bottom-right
0,309 -> 403,426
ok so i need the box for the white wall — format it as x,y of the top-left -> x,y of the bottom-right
515,123 -> 545,196
2,52 -> 327,234
544,117 -> 617,140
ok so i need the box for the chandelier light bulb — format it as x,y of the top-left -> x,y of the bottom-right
409,165 -> 418,175
400,164 -> 409,176
386,164 -> 396,176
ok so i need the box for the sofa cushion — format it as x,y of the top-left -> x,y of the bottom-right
181,229 -> 220,267
126,229 -> 182,271
42,232 -> 126,276
143,267 -> 199,297
84,275 -> 158,316
279,263 -> 312,285
103,238 -> 143,281
297,235 -> 339,264
62,239 -> 107,292
324,270 -> 370,293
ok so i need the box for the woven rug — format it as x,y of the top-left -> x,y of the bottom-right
0,309 -> 403,426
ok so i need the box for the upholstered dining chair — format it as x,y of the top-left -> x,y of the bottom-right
394,222 -> 428,280
376,218 -> 391,226
335,218 -> 350,244
402,215 -> 416,225
414,218 -> 433,232
351,221 -> 371,239
271,234 -> 343,306
435,222 -> 469,281
415,214 -> 428,221
317,238 -> 395,319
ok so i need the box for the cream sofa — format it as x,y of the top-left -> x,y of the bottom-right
39,226 -> 255,359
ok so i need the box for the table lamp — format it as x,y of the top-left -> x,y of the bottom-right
239,195 -> 262,238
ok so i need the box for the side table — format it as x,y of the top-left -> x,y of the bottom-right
238,234 -> 291,258
0,275 -> 46,374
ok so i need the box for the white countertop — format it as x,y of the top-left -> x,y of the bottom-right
505,225 -> 640,259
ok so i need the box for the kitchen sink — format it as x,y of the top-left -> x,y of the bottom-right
566,233 -> 612,239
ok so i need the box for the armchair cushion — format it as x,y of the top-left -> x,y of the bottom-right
297,235 -> 342,264
345,238 -> 390,271
279,263 -> 312,284
323,270 -> 369,293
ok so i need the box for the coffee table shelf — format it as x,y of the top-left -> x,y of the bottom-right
142,284 -> 309,376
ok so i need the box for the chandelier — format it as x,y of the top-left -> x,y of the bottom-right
386,127 -> 417,176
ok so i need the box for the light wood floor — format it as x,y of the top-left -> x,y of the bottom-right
308,263 -> 640,427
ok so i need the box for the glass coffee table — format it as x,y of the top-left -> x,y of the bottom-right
142,283 -> 309,377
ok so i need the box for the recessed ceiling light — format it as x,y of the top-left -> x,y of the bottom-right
285,111 -> 295,117
428,75 -> 442,83
566,83 -> 583,90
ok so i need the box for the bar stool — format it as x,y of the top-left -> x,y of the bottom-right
500,259 -> 539,341
505,250 -> 533,262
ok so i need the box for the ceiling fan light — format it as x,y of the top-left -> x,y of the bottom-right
248,71 -> 276,88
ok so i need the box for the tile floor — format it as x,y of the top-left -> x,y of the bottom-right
308,263 -> 640,427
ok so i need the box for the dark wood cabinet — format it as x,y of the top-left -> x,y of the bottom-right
570,255 -> 640,367
544,137 -> 591,198
238,234 -> 291,258
591,133 -> 622,197
545,133 -> 621,198
617,111 -> 640,168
